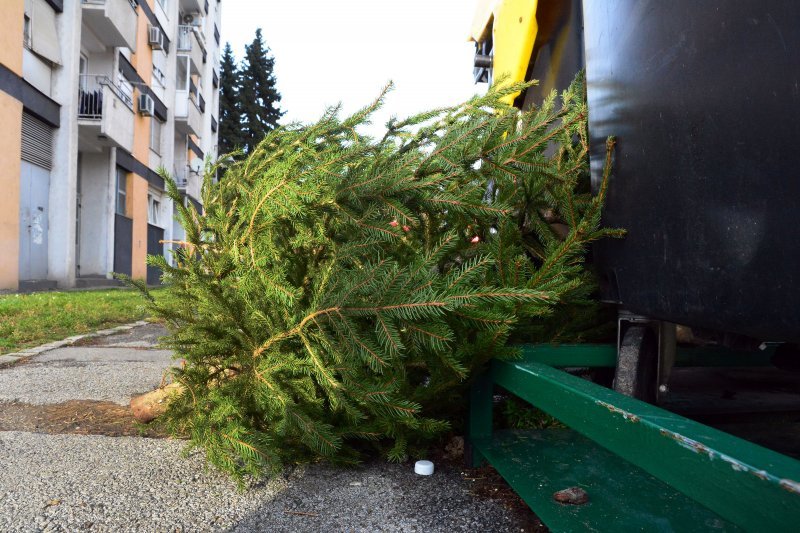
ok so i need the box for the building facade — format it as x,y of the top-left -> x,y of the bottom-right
0,0 -> 221,292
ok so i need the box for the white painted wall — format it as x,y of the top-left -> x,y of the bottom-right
153,0 -> 170,33
87,50 -> 114,77
47,0 -> 82,287
78,151 -> 113,276
161,2 -> 178,266
105,149 -> 117,276
199,0 -> 220,161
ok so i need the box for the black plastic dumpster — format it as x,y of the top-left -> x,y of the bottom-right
526,0 -> 800,343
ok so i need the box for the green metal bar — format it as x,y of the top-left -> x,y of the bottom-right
517,343 -> 617,367
467,371 -> 493,467
516,343 -> 774,368
493,359 -> 800,532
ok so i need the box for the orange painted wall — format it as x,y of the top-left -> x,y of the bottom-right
0,94 -> 23,290
0,0 -> 24,76
130,175 -> 149,280
128,1 -> 155,280
0,0 -> 24,290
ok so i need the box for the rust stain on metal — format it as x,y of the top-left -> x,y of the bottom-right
779,479 -> 800,494
595,400 -> 640,423
659,429 -> 778,478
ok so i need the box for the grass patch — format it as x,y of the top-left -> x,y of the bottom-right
0,289 -> 154,355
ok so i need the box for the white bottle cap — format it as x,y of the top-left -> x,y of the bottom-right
414,460 -> 434,476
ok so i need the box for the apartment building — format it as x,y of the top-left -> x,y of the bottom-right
0,0 -> 221,292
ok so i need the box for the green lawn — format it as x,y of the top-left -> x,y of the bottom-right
0,289 -> 153,355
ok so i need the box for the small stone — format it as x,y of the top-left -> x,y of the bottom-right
349,481 -> 362,487
553,486 -> 589,505
443,436 -> 464,460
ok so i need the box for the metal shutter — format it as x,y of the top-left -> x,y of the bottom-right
21,112 -> 53,170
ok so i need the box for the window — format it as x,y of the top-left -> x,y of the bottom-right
116,168 -> 127,216
150,119 -> 162,155
152,50 -> 167,88
176,56 -> 189,91
148,192 -> 161,226
27,0 -> 61,65
23,14 -> 31,49
117,69 -> 134,103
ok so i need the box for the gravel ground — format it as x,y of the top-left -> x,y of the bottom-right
0,347 -> 173,405
0,323 -> 525,532
0,431 -> 286,532
231,461 -> 524,532
0,432 -> 522,532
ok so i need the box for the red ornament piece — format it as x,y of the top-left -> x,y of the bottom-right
471,236 -> 480,243
402,225 -> 411,232
389,220 -> 399,227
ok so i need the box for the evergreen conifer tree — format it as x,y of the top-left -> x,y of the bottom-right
239,28 -> 284,154
135,75 -> 619,481
218,43 -> 244,155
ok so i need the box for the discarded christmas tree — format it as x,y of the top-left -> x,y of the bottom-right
131,74 -> 619,480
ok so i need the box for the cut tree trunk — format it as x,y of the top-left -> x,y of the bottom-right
130,368 -> 237,423
130,383 -> 183,423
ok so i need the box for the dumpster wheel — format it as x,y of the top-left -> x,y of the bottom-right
614,325 -> 658,403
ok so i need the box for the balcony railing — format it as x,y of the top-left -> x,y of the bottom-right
177,25 -> 205,52
177,25 -> 193,51
81,0 -> 137,7
78,75 -> 133,119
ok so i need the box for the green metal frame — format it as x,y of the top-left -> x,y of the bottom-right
469,345 -> 800,531
517,343 -> 775,368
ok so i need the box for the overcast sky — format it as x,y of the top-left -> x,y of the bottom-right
221,0 -> 485,135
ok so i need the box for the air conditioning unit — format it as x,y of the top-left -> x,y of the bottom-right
182,12 -> 202,26
148,25 -> 164,50
138,94 -> 155,117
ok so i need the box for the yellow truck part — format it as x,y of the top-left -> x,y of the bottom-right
469,0 -> 539,104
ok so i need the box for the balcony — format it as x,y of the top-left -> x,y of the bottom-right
175,90 -> 203,137
81,0 -> 138,52
177,25 -> 205,74
174,168 -> 189,190
174,166 -> 202,201
77,75 -> 135,152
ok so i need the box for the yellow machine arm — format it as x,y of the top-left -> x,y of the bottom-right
469,0 -> 539,105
